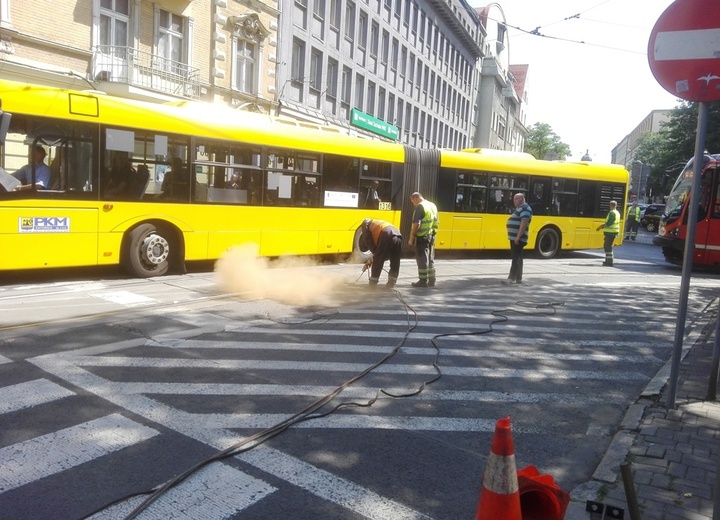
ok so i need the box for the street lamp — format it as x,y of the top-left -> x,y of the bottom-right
633,161 -> 651,203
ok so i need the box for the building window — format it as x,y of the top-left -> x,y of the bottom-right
158,10 -> 185,73
291,38 -> 305,82
358,12 -> 368,49
355,73 -> 364,108
378,87 -> 386,120
370,21 -> 379,57
99,0 -> 129,50
310,49 -> 322,91
327,58 -> 338,98
294,0 -> 308,29
234,39 -> 256,94
329,0 -> 340,28
342,66 -> 352,103
381,30 -> 389,64
344,1 -> 355,41
313,0 -> 326,18
367,81 -> 375,115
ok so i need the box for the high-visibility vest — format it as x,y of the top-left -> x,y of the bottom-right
416,200 -> 439,237
605,209 -> 621,234
369,220 -> 391,245
627,206 -> 640,220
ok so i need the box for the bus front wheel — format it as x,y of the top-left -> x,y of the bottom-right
124,223 -> 172,277
535,227 -> 561,259
351,227 -> 372,264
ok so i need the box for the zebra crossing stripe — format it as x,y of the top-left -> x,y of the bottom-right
68,355 -> 649,381
106,382 -> 626,404
150,339 -> 663,363
87,463 -> 276,519
0,379 -> 74,414
0,413 -> 159,493
0,355 -> 12,365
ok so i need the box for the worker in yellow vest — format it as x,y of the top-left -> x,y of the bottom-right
359,218 -> 402,288
408,192 -> 439,287
625,200 -> 641,241
596,200 -> 621,266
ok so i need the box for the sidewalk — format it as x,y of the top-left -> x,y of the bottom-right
566,309 -> 720,519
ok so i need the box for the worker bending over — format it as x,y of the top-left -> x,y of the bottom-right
359,218 -> 402,288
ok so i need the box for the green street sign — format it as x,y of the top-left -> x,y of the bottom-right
350,108 -> 399,140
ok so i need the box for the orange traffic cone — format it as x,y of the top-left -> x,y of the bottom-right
476,416 -> 522,520
517,466 -> 570,520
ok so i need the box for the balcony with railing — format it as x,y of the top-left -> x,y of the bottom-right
92,46 -> 202,100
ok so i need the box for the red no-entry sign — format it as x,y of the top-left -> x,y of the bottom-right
648,0 -> 720,102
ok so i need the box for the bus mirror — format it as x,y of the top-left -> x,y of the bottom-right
0,111 -> 11,144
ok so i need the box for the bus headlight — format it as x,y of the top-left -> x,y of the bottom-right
658,225 -> 665,236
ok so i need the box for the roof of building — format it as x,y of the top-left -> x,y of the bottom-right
509,64 -> 528,100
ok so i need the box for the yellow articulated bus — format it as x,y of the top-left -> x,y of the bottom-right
0,79 -> 628,278
436,149 -> 628,257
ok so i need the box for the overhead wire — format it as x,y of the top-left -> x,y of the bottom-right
493,0 -> 649,55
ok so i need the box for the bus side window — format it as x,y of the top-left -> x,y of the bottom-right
713,181 -> 720,218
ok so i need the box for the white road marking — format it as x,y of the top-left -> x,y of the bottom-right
0,413 -> 159,492
225,323 -> 669,340
90,291 -> 156,305
87,463 -> 276,520
0,379 -> 74,414
29,356 -> 433,520
108,382 -> 627,404
0,355 -> 12,365
68,355 -> 649,381
150,339 -> 664,363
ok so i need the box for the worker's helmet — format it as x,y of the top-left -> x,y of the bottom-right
362,218 -> 372,229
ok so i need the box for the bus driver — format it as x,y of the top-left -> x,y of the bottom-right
12,145 -> 51,190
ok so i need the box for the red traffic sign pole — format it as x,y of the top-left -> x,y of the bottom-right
648,0 -> 720,103
647,0 -> 720,409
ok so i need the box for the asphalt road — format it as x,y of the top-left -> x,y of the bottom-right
0,234 -> 717,520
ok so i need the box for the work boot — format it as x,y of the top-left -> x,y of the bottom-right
385,277 -> 397,289
428,278 -> 436,287
411,280 -> 428,288
602,261 -> 613,267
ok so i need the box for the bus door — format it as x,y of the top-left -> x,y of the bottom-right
450,177 -> 486,249
694,167 -> 720,265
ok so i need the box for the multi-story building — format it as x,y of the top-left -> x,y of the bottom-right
0,0 -> 279,112
611,109 -> 671,170
275,0 -> 485,149
473,4 -> 527,153
0,0 -> 527,151
611,109 -> 671,202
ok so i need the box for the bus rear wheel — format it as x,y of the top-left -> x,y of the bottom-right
535,227 -> 561,259
351,226 -> 372,263
124,223 -> 172,277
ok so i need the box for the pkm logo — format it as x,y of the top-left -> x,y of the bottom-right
19,216 -> 71,233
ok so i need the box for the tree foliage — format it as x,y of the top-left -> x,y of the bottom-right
524,122 -> 572,160
633,100 -> 720,199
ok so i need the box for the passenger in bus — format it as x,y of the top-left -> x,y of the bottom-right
225,172 -> 241,189
12,145 -> 52,190
364,180 -> 381,209
157,157 -> 189,201
104,154 -> 135,199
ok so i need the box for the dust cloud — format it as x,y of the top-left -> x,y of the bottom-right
214,243 -> 348,306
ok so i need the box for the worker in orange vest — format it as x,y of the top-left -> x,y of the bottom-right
359,218 -> 402,288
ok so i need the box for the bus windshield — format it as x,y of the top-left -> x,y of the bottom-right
665,163 -> 693,218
